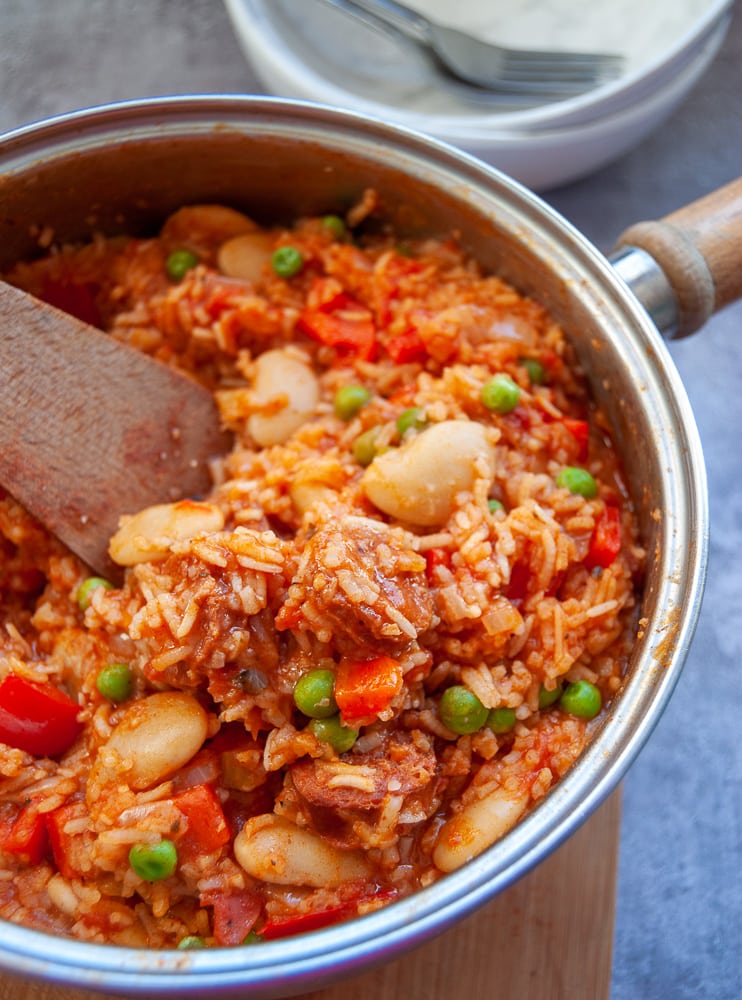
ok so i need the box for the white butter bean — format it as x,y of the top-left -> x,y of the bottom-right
362,420 -> 495,527
247,349 -> 320,447
217,232 -> 274,282
234,814 -> 371,887
109,500 -> 225,566
161,204 -> 257,256
98,692 -> 209,791
433,786 -> 529,873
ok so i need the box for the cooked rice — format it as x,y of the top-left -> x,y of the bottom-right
0,194 -> 644,948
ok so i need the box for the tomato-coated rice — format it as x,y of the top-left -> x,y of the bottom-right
0,194 -> 644,948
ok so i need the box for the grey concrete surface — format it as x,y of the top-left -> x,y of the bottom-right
1,2 -> 740,997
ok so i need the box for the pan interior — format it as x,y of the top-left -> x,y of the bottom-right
0,98 -> 707,993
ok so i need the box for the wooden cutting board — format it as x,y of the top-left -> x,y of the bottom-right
0,792 -> 620,1000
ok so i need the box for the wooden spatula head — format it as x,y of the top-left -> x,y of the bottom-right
0,280 -> 230,579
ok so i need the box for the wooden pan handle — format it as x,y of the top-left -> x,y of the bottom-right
615,177 -> 742,337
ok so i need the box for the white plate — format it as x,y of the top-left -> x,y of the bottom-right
452,22 -> 729,189
225,0 -> 732,133
224,0 -> 732,188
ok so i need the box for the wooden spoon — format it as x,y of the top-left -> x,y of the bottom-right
0,281 -> 230,580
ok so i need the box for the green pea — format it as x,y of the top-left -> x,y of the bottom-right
396,406 -> 427,436
166,249 -> 199,281
243,931 -> 263,945
559,680 -> 602,719
272,245 -> 304,278
322,214 -> 346,239
487,706 -> 516,733
293,669 -> 338,719
538,682 -> 564,709
77,576 -> 113,611
96,662 -> 133,702
177,936 -> 207,950
557,466 -> 598,498
129,839 -> 178,882
352,426 -> 380,467
334,384 -> 371,421
488,498 -> 504,513
309,715 -> 358,753
521,357 -> 546,385
439,685 -> 489,735
481,373 -> 521,414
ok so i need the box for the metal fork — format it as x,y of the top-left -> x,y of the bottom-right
321,0 -> 623,95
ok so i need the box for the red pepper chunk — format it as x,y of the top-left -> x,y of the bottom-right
45,801 -> 88,879
261,902 -> 356,940
563,418 -> 589,461
172,783 -> 231,860
261,889 -> 399,940
298,280 -> 376,360
586,505 -> 622,569
0,674 -> 82,758
335,656 -> 403,725
385,328 -> 427,364
202,889 -> 261,946
2,803 -> 50,864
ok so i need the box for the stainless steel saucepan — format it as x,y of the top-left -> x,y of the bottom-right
1,96 -> 738,998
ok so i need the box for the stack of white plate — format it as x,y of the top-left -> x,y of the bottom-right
224,0 -> 733,190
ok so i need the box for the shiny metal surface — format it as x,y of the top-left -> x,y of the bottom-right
608,245 -> 680,337
0,96 -> 708,998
